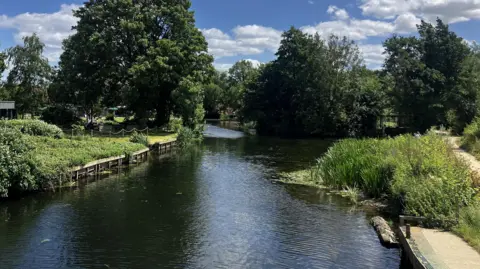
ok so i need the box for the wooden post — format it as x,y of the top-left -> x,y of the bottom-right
406,224 -> 411,239
122,129 -> 125,137
91,129 -> 93,137
75,170 -> 79,180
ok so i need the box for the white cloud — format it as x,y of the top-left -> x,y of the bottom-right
327,5 -> 350,20
394,12 -> 421,33
308,1 -> 315,4
360,0 -> 480,24
202,25 -> 282,59
301,19 -> 394,40
358,44 -> 385,68
213,59 -> 263,72
0,4 -> 78,63
245,59 -> 262,68
213,62 -> 233,71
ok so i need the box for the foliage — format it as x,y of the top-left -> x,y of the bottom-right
129,131 -> 149,147
27,136 -> 145,189
176,126 -> 202,148
5,34 -> 51,116
105,113 -> 115,121
383,19 -> 475,133
41,105 -> 80,127
0,120 -> 63,138
167,115 -> 183,133
0,45 -> 6,74
71,124 -> 85,136
313,133 -> 476,226
456,203 -> 480,252
0,128 -> 35,197
243,28 -> 383,137
55,0 -> 212,129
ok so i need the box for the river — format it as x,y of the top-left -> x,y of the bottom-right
0,125 -> 403,268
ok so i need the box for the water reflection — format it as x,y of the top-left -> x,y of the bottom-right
0,127 -> 402,269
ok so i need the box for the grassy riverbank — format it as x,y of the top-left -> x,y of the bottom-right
0,120 -> 176,197
280,132 -> 480,251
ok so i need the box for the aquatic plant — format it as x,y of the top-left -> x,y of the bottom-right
313,132 -> 477,226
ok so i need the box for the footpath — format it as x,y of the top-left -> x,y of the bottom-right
400,135 -> 480,269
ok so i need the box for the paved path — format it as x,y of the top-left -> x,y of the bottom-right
401,133 -> 480,268
446,136 -> 480,175
410,227 -> 480,269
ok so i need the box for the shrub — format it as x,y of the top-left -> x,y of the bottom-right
176,126 -> 202,148
462,117 -> 480,154
456,204 -> 480,251
41,105 -> 80,127
313,133 -> 477,226
0,120 -> 64,138
129,131 -> 149,146
105,113 -> 115,121
167,115 -> 183,133
0,128 -> 35,197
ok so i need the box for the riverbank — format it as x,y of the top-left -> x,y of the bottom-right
0,120 -> 176,198
279,132 -> 480,252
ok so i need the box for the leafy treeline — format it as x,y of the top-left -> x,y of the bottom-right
228,20 -> 479,137
203,60 -> 260,119
244,28 -> 384,137
54,0 -> 212,129
1,0 -> 212,132
1,8 -> 479,137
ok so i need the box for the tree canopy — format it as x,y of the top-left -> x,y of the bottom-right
5,34 -> 51,116
53,0 -> 213,127
383,19 -> 474,133
243,27 -> 383,137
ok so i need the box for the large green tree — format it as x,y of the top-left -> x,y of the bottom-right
5,34 -> 51,116
383,19 -> 472,132
244,27 -> 381,137
55,0 -> 212,126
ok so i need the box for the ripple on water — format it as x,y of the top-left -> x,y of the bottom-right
0,127 -> 401,269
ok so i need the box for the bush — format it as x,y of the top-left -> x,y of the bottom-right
0,120 -> 64,138
105,113 -> 115,121
176,126 -> 202,148
0,128 -> 35,197
167,115 -> 183,133
313,133 -> 476,226
456,204 -> 480,252
41,105 -> 80,127
462,117 -> 480,154
129,131 -> 149,146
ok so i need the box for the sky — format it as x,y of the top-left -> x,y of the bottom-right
1,0 -> 480,71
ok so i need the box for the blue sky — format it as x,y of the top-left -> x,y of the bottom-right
1,0 -> 480,70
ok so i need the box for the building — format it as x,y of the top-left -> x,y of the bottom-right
0,101 -> 16,119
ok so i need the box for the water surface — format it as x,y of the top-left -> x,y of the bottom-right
0,125 -> 401,268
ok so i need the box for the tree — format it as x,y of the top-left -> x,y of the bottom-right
243,27 -> 377,137
6,34 -> 51,116
56,0 -> 213,127
223,60 -> 259,115
0,46 -> 6,74
203,71 -> 227,118
383,19 -> 472,132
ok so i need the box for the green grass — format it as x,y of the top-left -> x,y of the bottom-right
456,204 -> 480,252
27,136 -> 146,183
94,132 -> 177,145
311,132 -> 477,227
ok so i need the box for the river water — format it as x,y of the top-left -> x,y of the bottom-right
0,125 -> 402,268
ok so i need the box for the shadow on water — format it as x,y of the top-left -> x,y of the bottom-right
0,125 -> 410,268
